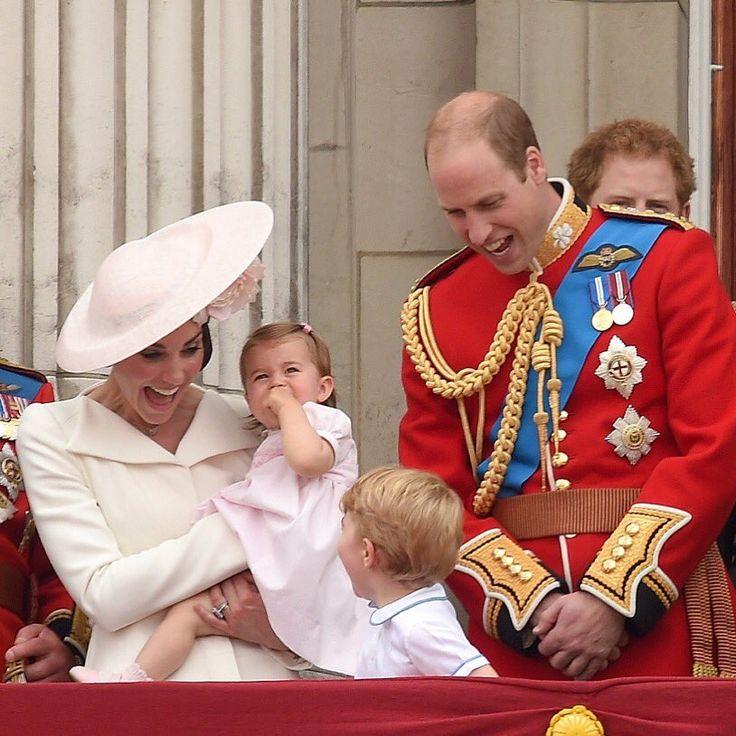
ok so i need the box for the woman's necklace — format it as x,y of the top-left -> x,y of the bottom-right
142,422 -> 160,437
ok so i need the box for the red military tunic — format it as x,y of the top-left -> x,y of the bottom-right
399,184 -> 736,679
0,360 -> 82,679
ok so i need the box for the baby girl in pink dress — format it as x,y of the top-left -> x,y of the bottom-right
72,322 -> 368,681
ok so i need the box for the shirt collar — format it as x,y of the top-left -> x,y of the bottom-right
368,582 -> 448,625
66,386 -> 260,466
533,178 -> 591,271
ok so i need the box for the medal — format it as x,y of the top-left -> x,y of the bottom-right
612,302 -> 634,325
592,309 -> 613,331
589,277 -> 613,331
594,335 -> 647,398
605,406 -> 659,465
610,271 -> 634,325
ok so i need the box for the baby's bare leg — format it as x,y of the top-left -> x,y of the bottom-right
136,591 -> 224,680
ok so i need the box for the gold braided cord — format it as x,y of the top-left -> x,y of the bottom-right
475,385 -> 486,460
542,304 -> 564,462
456,395 -> 478,471
404,284 -> 531,399
531,339 -> 551,492
401,277 -> 564,516
418,286 -> 457,379
474,290 -> 547,514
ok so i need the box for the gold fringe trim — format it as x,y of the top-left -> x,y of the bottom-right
2,660 -> 26,684
686,544 -> 736,678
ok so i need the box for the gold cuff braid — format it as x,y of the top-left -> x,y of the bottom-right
580,503 -> 690,617
65,607 -> 91,659
456,529 -> 561,632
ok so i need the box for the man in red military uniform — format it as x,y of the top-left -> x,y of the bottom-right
399,91 -> 736,680
1,359 -> 87,682
568,119 -> 736,581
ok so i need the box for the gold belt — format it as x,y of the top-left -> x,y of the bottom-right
491,486 -> 641,539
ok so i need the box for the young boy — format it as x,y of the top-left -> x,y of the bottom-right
338,466 -> 497,678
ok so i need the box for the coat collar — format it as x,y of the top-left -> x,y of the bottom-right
66,385 -> 260,466
534,178 -> 591,271
368,583 -> 448,625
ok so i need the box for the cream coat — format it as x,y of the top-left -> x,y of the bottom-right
17,387 -> 299,681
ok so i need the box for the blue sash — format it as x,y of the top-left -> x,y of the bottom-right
0,366 -> 45,401
477,218 -> 666,497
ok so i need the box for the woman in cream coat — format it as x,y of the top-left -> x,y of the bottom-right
17,202 -> 301,681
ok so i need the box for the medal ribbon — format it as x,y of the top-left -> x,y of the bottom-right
478,218 -> 666,497
589,276 -> 611,311
611,270 -> 632,307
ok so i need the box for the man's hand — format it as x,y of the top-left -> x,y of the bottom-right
194,571 -> 288,651
530,591 -> 564,633
534,591 -> 626,680
5,624 -> 74,682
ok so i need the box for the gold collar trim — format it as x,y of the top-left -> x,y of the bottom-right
534,178 -> 591,271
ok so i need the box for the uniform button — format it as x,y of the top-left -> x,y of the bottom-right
555,478 -> 571,491
556,428 -> 567,441
560,411 -> 569,422
509,563 -> 522,575
618,534 -> 633,548
519,571 -> 533,582
552,452 -> 568,468
501,555 -> 514,567
602,559 -> 617,572
611,546 -> 626,559
625,522 -> 640,535
493,547 -> 506,560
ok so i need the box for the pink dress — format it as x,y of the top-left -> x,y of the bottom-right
197,402 -> 368,675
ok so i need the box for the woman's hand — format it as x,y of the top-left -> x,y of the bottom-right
5,624 -> 74,682
194,572 -> 288,651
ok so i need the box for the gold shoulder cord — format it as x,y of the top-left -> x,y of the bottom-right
401,268 -> 563,516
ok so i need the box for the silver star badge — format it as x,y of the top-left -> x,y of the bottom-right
605,406 -> 659,465
552,223 -> 573,249
594,335 -> 647,399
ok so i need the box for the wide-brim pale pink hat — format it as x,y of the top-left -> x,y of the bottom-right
56,201 -> 273,372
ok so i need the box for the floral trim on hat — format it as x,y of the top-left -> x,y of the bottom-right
194,258 -> 266,324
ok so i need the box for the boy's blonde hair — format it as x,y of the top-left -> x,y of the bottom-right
341,466 -> 463,587
239,322 -> 336,408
